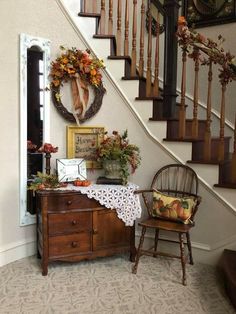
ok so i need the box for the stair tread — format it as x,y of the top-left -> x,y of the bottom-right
164,138 -> 203,142
214,183 -> 236,189
136,96 -> 162,101
187,159 -> 221,165
93,34 -> 115,39
122,76 -> 140,80
108,55 -> 131,60
78,12 -> 100,18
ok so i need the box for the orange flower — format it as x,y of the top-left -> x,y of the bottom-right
178,16 -> 186,25
90,68 -> 97,76
52,79 -> 60,87
67,68 -> 76,74
61,57 -> 69,64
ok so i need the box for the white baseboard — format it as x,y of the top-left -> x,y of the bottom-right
0,239 -> 36,267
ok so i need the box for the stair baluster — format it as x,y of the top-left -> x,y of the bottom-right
218,82 -> 227,161
138,0 -> 145,78
82,0 -> 87,13
92,1 -> 97,13
131,0 -> 138,77
192,47 -> 200,139
146,6 -> 152,97
204,60 -> 213,161
108,0 -> 113,35
178,48 -> 187,139
116,0 -> 122,56
124,0 -> 129,56
153,12 -> 160,97
99,0 -> 106,35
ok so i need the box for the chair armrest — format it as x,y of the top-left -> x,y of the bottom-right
134,189 -> 155,195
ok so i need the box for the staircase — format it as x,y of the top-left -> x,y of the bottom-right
58,0 -> 236,307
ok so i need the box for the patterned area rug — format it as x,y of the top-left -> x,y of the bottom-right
0,255 -> 235,314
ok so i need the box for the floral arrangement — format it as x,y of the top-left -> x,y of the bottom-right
176,16 -> 236,84
38,143 -> 58,154
28,172 -> 66,192
50,46 -> 104,90
97,130 -> 141,184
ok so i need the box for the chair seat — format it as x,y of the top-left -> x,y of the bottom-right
139,218 -> 193,233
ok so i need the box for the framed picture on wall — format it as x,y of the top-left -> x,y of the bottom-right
182,0 -> 236,28
67,126 -> 104,169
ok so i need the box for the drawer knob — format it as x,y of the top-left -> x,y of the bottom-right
71,241 -> 78,248
67,200 -> 72,205
93,228 -> 98,234
71,220 -> 77,225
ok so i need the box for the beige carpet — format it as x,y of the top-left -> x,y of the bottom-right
0,254 -> 235,314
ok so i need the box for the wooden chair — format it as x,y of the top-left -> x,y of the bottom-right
132,164 -> 201,285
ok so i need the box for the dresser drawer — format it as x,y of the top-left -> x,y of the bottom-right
49,233 -> 91,257
46,194 -> 101,212
48,212 -> 92,235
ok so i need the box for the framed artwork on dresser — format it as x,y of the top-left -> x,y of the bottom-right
67,126 -> 104,168
57,158 -> 87,182
182,0 -> 236,28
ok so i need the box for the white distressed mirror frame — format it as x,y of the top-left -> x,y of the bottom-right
20,33 -> 51,226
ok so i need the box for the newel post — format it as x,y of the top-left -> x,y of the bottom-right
162,0 -> 180,118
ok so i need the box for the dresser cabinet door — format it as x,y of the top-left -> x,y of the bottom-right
92,209 -> 131,250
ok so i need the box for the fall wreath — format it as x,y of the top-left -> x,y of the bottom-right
50,46 -> 106,124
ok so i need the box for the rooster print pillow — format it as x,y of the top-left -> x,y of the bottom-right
152,191 -> 197,224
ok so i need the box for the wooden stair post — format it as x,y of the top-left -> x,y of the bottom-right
204,61 -> 213,161
153,12 -> 160,97
138,0 -> 145,77
131,0 -> 138,77
108,0 -> 113,35
192,47 -> 200,139
146,6 -> 152,97
99,0 -> 106,35
116,0 -> 122,56
162,0 -> 179,118
218,81 -> 227,161
124,0 -> 129,56
178,48 -> 187,139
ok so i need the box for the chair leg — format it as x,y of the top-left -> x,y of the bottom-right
132,226 -> 146,274
186,232 -> 194,265
179,232 -> 187,286
153,229 -> 159,257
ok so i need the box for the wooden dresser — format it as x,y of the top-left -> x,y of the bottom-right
36,190 -> 135,275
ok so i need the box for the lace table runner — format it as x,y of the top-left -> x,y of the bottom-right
58,183 -> 142,226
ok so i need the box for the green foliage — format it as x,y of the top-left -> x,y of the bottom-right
28,172 -> 61,191
97,130 -> 141,184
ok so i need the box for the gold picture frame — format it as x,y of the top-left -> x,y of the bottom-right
67,126 -> 105,169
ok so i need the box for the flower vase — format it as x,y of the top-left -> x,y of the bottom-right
103,160 -> 122,179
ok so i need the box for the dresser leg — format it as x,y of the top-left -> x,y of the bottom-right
42,266 -> 48,276
129,224 -> 136,262
42,259 -> 48,276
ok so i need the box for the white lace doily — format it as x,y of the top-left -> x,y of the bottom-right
58,183 -> 142,226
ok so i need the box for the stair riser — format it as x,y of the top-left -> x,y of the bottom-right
192,138 -> 230,162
